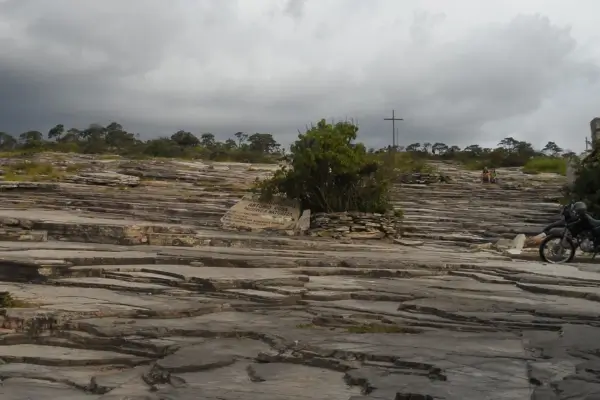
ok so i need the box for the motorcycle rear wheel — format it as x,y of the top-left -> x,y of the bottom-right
539,234 -> 576,264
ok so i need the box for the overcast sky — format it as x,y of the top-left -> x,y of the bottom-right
0,0 -> 598,151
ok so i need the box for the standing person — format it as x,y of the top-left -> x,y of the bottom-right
482,166 -> 489,183
491,168 -> 498,183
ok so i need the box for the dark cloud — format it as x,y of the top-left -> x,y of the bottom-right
0,0 -> 598,150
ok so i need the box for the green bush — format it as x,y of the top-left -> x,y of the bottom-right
522,157 -> 566,175
567,152 -> 600,215
256,119 -> 393,213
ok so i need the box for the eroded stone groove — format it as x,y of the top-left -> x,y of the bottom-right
0,156 -> 593,399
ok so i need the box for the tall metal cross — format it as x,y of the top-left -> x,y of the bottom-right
384,110 -> 403,148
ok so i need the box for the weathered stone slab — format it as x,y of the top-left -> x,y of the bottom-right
65,171 -> 140,187
0,378 -> 95,400
50,277 -> 171,293
0,363 -> 97,388
160,362 -> 360,399
0,344 -> 149,366
220,194 -> 300,231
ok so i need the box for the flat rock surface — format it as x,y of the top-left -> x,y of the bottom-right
0,344 -> 148,366
0,238 -> 596,399
0,155 -> 587,399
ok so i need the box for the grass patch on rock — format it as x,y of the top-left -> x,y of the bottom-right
522,157 -> 566,175
1,161 -> 84,182
2,162 -> 63,182
383,151 -> 438,174
0,292 -> 38,308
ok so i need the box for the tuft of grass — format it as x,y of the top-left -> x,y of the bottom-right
0,292 -> 38,308
1,161 -> 83,181
522,157 -> 567,176
2,162 -> 64,182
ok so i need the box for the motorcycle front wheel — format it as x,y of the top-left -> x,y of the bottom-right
539,234 -> 576,264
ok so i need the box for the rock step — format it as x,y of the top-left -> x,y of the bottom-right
0,203 -> 224,228
0,228 -> 47,242
399,193 -> 562,198
0,209 -> 203,245
393,186 -> 563,193
145,232 -> 338,250
393,198 -> 560,207
0,194 -> 238,212
0,196 -> 236,209
393,192 -> 561,200
401,225 -> 532,239
394,178 -> 560,243
0,193 -> 239,227
400,212 -> 554,224
0,344 -> 150,367
44,266 -> 310,293
401,215 -> 551,225
394,181 -> 563,189
398,206 -> 557,215
400,231 -> 490,245
393,193 -> 560,201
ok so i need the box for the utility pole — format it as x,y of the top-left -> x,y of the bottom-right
384,110 -> 403,149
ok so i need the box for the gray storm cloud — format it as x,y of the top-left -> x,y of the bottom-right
0,0 -> 598,150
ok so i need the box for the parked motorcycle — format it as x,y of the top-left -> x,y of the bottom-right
539,201 -> 600,263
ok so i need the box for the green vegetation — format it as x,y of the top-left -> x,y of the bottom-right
390,139 -> 571,176
0,292 -> 37,308
3,162 -> 63,182
0,121 -> 569,175
0,121 -> 570,202
522,157 -> 567,175
255,119 -> 569,214
0,123 -> 285,163
567,150 -> 600,215
256,119 -> 395,213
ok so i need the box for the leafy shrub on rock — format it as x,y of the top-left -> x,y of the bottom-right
256,119 -> 393,213
567,151 -> 600,215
